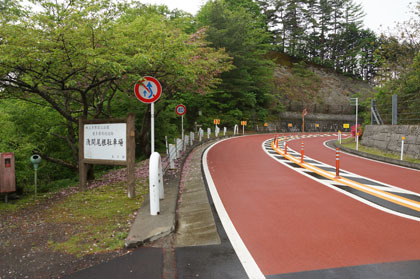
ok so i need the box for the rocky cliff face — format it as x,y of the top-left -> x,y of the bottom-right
273,63 -> 373,115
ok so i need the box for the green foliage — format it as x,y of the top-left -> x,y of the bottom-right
257,0 -> 378,81
0,99 -> 75,192
196,0 -> 275,124
0,0 -> 233,189
340,138 -> 420,164
373,51 -> 420,124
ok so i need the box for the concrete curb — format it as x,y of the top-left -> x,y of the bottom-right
327,140 -> 420,171
124,138 -> 219,248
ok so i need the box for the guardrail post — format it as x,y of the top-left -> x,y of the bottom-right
184,135 -> 189,151
176,138 -> 182,158
207,128 -> 211,139
234,124 -> 238,135
335,148 -> 341,179
169,144 -> 175,169
165,136 -> 169,156
199,128 -> 203,142
174,138 -> 177,158
149,152 -> 163,215
224,127 -> 227,136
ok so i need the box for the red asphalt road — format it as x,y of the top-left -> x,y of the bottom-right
207,134 -> 420,276
286,134 -> 420,192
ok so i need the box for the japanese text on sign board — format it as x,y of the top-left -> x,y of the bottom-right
84,124 -> 127,161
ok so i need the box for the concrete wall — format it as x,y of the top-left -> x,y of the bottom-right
362,125 -> 420,159
263,112 -> 358,133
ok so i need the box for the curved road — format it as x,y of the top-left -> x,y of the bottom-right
206,134 -> 420,278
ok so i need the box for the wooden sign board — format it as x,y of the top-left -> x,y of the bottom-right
79,114 -> 136,197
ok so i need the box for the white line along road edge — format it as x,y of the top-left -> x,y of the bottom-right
203,139 -> 265,279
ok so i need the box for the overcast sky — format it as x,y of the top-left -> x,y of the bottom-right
142,0 -> 417,34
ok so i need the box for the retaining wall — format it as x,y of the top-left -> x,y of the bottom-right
264,112 -> 357,133
362,125 -> 420,159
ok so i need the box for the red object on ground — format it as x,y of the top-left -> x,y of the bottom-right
351,124 -> 360,137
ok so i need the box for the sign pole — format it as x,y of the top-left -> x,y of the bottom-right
151,102 -> 155,154
176,104 -> 186,141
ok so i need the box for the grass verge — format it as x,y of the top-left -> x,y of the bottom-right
339,138 -> 420,164
46,181 -> 147,257
0,178 -> 78,212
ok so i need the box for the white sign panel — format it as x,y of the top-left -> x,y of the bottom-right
84,123 -> 126,161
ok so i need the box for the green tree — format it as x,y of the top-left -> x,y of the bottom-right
0,0 -> 232,174
196,0 -> 275,125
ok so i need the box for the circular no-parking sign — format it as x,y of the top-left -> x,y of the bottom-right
134,76 -> 162,103
175,104 -> 186,116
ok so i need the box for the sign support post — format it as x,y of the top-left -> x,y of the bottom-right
241,121 -> 247,135
151,102 -> 155,153
302,108 -> 308,133
176,105 -> 186,142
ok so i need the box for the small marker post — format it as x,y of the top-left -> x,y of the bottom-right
285,142 -> 288,154
300,141 -> 304,163
356,132 -> 359,151
335,148 -> 340,179
401,136 -> 405,160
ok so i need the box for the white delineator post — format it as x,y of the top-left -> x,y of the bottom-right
401,136 -> 405,160
356,132 -> 359,151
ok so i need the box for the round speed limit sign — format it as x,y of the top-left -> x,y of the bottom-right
175,104 -> 186,116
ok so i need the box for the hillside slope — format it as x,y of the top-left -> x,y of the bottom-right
270,53 -> 373,115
